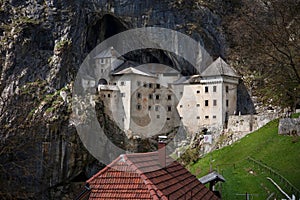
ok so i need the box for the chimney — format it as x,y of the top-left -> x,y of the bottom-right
158,136 -> 167,168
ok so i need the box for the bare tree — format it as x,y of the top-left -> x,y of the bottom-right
226,0 -> 300,110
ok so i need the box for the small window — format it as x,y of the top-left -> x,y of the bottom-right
197,116 -> 200,119
205,100 -> 209,106
156,94 -> 160,100
137,81 -> 141,86
180,92 -> 183,95
99,58 -> 105,64
120,93 -> 125,97
149,83 -> 152,88
137,93 -> 142,99
120,81 -> 125,86
197,90 -> 200,94
122,118 -> 124,122
143,82 -> 147,87
205,116 -> 209,119
101,69 -> 104,73
196,104 -> 200,107
213,115 -> 216,119
167,106 -> 172,112
156,84 -> 160,89
213,100 -> 217,106
149,94 -> 153,99
226,99 -> 229,107
205,86 -> 208,93
180,105 -> 183,108
148,106 -> 152,110
113,82 -> 117,85
213,86 -> 217,92
108,94 -> 111,98
167,95 -> 172,100
167,118 -> 170,120
155,106 -> 159,111
180,117 -> 183,120
137,104 -> 142,110
226,86 -> 229,93
157,115 -> 160,119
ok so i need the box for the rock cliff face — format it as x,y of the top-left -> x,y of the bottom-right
0,0 -> 228,198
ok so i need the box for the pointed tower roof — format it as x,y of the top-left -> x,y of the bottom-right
201,57 -> 239,78
94,46 -> 123,59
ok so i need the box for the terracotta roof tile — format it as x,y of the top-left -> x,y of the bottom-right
85,152 -> 219,200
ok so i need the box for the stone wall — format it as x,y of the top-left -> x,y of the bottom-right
278,118 -> 300,136
227,112 -> 279,134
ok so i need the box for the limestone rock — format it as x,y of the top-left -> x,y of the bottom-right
278,118 -> 300,136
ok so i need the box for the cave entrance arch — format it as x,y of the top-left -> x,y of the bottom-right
86,14 -> 127,52
98,78 -> 108,85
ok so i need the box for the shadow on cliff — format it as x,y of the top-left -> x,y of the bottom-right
237,80 -> 256,115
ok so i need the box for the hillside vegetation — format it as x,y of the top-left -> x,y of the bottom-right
189,114 -> 300,199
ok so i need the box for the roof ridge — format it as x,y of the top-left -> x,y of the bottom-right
124,153 -> 167,200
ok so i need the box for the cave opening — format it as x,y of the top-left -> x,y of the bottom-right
85,14 -> 127,52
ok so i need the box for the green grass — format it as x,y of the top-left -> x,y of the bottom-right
189,118 -> 300,199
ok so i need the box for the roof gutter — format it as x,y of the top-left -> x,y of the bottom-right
74,183 -> 91,200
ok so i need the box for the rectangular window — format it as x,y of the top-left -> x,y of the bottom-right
197,116 -> 200,119
148,105 -> 152,110
197,90 -> 200,94
136,104 -> 141,110
213,86 -> 217,92
167,118 -> 170,120
155,106 -> 159,111
226,99 -> 229,107
157,115 -> 160,119
226,86 -> 229,93
180,105 -> 183,108
149,83 -> 152,88
213,100 -> 217,106
213,115 -> 216,119
149,94 -> 153,99
196,104 -> 200,107
101,69 -> 104,73
156,84 -> 160,89
143,82 -> 147,87
156,94 -> 160,100
99,58 -> 105,64
120,93 -> 125,97
137,81 -> 141,86
205,116 -> 209,119
167,95 -> 172,100
120,81 -> 125,86
205,100 -> 209,106
167,106 -> 172,112
108,94 -> 111,98
205,86 -> 208,93
137,93 -> 142,98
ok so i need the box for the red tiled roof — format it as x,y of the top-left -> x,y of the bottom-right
86,152 -> 219,200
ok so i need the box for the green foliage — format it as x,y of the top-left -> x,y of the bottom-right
55,38 -> 72,51
179,147 -> 200,165
189,119 -> 300,199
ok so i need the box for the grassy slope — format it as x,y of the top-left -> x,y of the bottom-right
189,114 -> 300,199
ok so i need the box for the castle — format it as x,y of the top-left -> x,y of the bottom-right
82,47 -> 240,138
